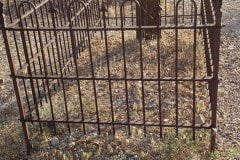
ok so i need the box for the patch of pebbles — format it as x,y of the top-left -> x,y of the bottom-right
216,0 -> 240,153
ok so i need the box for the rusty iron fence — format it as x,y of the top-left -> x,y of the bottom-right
0,0 -> 222,155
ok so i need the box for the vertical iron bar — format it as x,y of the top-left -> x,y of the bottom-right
131,0 -> 134,25
191,1 -> 194,23
68,2 -> 86,134
114,0 -> 118,25
45,2 -> 60,88
0,3 -> 32,154
39,0 -> 55,133
106,0 -> 110,25
182,0 -> 185,23
156,5 -> 163,138
34,2 -> 57,135
18,3 -> 41,127
138,11 -> 146,137
175,1 -> 180,137
63,30 -> 72,71
101,5 -> 115,135
27,2 -> 47,103
11,30 -> 32,116
38,0 -> 54,78
57,33 -> 65,74
97,0 -> 103,38
25,2 -> 44,130
22,5 -> 44,106
49,2 -> 66,133
56,2 -> 71,133
164,0 -> 167,24
191,1 -> 197,141
73,1 -> 101,134
120,2 -> 131,136
74,4 -> 82,57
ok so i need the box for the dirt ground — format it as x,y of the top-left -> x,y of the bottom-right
0,1 -> 240,159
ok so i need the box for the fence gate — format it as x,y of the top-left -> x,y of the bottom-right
0,0 -> 222,155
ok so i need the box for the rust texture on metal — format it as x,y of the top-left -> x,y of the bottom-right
0,0 -> 222,154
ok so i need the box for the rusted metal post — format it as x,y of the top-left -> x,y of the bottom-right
201,0 -> 222,152
0,2 -> 32,155
136,0 -> 159,39
210,0 -> 222,152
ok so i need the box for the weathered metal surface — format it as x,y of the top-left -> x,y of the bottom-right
0,0 -> 222,154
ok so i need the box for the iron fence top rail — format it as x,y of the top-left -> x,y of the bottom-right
2,23 -> 221,31
12,74 -> 214,81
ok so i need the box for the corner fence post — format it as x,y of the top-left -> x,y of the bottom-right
210,0 -> 222,152
0,2 -> 32,155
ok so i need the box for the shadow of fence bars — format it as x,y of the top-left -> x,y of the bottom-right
0,0 -> 222,155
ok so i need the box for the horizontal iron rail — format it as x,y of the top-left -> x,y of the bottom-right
107,13 -> 202,19
12,75 -> 214,81
22,74 -> 213,117
21,118 -> 212,129
4,24 -> 221,31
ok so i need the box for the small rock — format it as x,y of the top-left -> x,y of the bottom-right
163,119 -> 169,123
92,132 -> 98,137
50,137 -> 59,147
195,114 -> 205,125
212,128 -> 218,133
69,141 -> 76,147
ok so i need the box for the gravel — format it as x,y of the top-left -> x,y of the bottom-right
217,0 -> 240,151
0,1 -> 239,159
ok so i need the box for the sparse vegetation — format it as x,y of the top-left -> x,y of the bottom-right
0,0 -> 238,159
